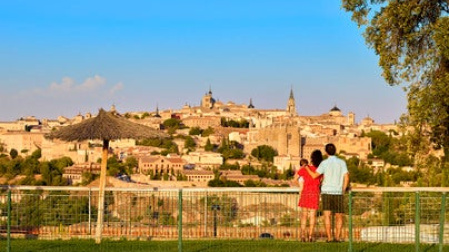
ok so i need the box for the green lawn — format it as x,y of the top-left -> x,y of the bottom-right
0,239 -> 445,252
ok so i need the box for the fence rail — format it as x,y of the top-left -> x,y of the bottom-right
1,186 -> 449,252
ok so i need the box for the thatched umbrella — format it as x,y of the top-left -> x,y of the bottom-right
47,108 -> 167,243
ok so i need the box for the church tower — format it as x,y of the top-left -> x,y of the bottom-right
286,87 -> 297,116
201,86 -> 215,109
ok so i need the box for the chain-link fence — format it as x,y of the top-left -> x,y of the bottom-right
1,186 -> 449,251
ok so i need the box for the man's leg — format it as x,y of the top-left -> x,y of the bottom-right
323,210 -> 332,241
335,213 -> 344,241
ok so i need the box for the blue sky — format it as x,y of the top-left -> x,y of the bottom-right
0,0 -> 406,123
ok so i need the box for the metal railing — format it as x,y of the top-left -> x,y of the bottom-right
1,186 -> 449,252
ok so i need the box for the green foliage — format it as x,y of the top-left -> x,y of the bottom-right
202,127 -> 214,137
346,157 -> 375,185
137,137 -> 179,155
50,156 -> 74,170
364,130 -> 390,156
81,171 -> 96,185
0,239 -> 443,251
0,156 -> 74,186
162,118 -> 183,134
184,136 -> 196,151
0,191 -> 92,228
204,138 -> 214,151
189,127 -> 202,136
207,178 -> 242,187
21,156 -> 40,175
106,155 -> 136,176
220,117 -> 250,128
243,179 -> 267,187
241,164 -> 278,180
251,145 -> 278,162
124,156 -> 138,174
342,0 -> 449,157
31,148 -> 42,159
279,165 -> 294,180
364,130 -> 413,167
9,148 -> 18,159
200,195 -> 239,224
219,162 -> 240,170
217,139 -> 245,160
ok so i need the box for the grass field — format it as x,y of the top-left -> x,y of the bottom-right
0,239 -> 447,252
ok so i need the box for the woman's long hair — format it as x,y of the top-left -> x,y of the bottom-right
310,150 -> 323,167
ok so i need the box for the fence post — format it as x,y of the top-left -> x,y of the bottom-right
204,192 -> 208,237
415,191 -> 420,252
439,193 -> 446,252
88,188 -> 92,235
7,188 -> 11,252
178,189 -> 183,252
348,191 -> 353,252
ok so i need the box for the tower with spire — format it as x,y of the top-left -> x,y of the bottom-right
201,86 -> 216,109
154,104 -> 161,118
286,87 -> 297,116
248,98 -> 255,109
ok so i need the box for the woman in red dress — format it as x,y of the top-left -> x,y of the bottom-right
295,150 -> 323,242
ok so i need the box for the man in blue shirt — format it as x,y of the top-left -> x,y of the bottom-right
305,143 -> 349,242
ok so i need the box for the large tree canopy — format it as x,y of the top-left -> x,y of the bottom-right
342,0 -> 449,154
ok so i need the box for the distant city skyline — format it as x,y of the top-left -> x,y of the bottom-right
0,1 -> 407,123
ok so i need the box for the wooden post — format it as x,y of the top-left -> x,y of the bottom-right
95,139 -> 109,243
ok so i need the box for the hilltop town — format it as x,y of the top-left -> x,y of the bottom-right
0,88 -> 409,188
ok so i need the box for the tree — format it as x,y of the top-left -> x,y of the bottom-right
124,156 -> 138,174
189,127 -> 202,136
342,1 -> 449,157
106,156 -> 123,176
163,118 -> 182,129
141,112 -> 150,119
184,136 -> 196,151
31,148 -> 42,159
202,127 -> 214,137
204,138 -> 214,151
251,145 -> 278,162
9,148 -> 18,159
365,130 -> 391,157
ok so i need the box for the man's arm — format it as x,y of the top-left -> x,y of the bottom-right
342,172 -> 350,192
304,166 -> 321,179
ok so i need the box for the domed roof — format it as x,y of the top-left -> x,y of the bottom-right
330,105 -> 341,112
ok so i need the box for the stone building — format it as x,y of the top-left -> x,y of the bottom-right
0,131 -> 45,154
301,135 -> 371,161
201,88 -> 216,109
245,121 -> 301,157
273,155 -> 302,173
182,116 -> 221,129
0,116 -> 40,132
138,155 -> 187,175
62,162 -> 101,185
220,170 -> 259,184
182,151 -> 223,169
183,169 -> 214,182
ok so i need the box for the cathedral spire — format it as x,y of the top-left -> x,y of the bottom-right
154,103 -> 161,118
248,98 -> 255,109
286,87 -> 297,116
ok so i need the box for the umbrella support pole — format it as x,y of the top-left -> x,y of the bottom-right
95,140 -> 109,244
